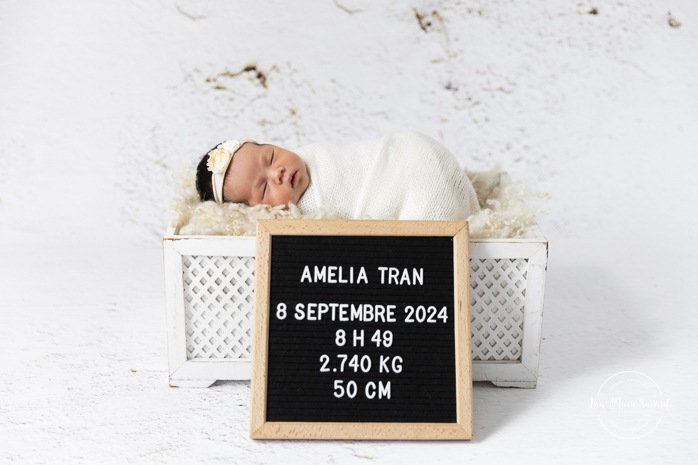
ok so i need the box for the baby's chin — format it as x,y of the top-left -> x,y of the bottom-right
278,193 -> 302,209
298,175 -> 310,199
289,193 -> 303,208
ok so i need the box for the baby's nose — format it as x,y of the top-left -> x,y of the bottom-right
274,166 -> 285,184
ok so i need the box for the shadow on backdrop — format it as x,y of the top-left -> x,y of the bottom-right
472,262 -> 656,441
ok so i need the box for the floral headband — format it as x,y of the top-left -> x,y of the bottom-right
206,139 -> 253,204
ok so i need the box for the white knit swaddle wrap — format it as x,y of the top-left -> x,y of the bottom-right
295,131 -> 480,221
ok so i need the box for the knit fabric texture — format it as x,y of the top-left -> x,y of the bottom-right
295,131 -> 480,221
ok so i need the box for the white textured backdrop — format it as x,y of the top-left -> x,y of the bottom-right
1,0 -> 697,463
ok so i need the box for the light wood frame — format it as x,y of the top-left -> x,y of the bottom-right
250,220 -> 472,440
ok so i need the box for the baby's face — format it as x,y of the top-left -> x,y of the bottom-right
223,142 -> 309,207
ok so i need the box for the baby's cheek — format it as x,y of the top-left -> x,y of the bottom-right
272,192 -> 290,207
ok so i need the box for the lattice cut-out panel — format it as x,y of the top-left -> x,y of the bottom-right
470,258 -> 528,361
181,255 -> 530,363
182,255 -> 254,360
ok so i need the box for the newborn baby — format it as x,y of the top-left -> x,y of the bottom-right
195,131 -> 480,221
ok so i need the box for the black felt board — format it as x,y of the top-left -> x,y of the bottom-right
265,235 -> 456,423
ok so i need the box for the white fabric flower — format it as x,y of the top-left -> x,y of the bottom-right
220,140 -> 243,153
207,146 -> 233,174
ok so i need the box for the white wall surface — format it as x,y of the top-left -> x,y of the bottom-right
1,0 -> 697,463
